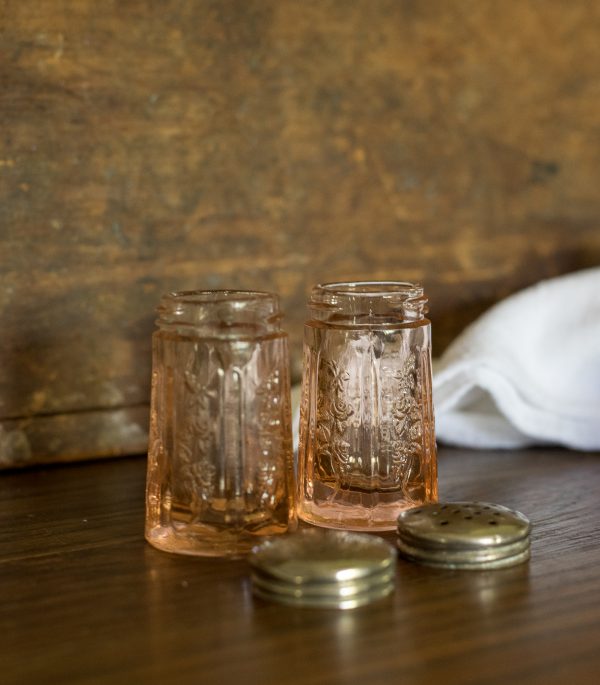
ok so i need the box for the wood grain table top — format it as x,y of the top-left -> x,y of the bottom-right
1,447 -> 599,685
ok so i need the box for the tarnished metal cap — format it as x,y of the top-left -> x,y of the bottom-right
396,502 -> 531,570
249,528 -> 396,609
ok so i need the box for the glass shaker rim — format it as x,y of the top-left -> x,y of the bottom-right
308,280 -> 428,323
156,289 -> 283,333
162,289 -> 279,305
314,281 -> 424,299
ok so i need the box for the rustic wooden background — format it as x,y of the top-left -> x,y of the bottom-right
1,1 -> 599,468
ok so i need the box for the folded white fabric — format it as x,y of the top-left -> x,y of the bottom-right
434,267 -> 600,450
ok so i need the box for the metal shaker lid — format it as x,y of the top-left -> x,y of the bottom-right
250,528 -> 396,583
249,528 -> 396,609
397,502 -> 531,569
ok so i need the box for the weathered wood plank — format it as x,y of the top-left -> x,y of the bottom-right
0,406 -> 149,468
1,0 -> 599,466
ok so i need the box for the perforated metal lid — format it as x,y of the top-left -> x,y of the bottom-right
249,528 -> 396,609
397,502 -> 531,569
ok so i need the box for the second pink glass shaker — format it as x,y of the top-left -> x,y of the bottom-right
296,281 -> 437,531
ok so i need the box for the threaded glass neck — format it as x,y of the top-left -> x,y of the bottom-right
156,290 -> 282,337
308,281 -> 428,325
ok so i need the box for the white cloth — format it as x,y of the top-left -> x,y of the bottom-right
434,267 -> 600,450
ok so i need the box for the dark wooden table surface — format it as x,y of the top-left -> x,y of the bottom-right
1,447 -> 599,685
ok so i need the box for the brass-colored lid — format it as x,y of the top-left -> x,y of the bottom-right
250,528 -> 396,584
249,529 -> 396,609
251,579 -> 394,610
252,566 -> 394,599
396,538 -> 531,569
396,502 -> 531,569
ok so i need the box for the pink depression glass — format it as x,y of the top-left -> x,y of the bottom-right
297,281 -> 437,531
145,290 -> 296,557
